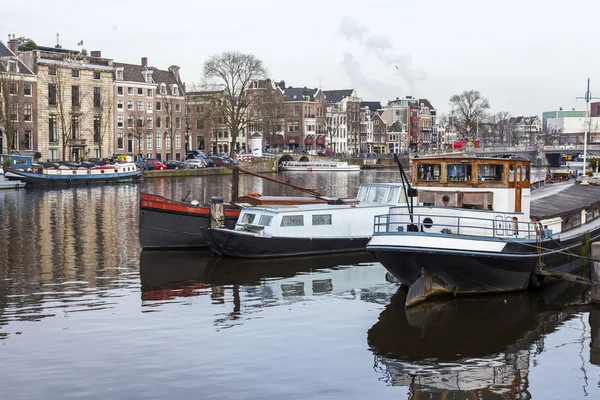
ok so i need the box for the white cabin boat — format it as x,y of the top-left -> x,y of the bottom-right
203,182 -> 406,258
279,161 -> 360,172
0,167 -> 25,189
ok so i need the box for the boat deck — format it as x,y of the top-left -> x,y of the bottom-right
531,182 -> 600,219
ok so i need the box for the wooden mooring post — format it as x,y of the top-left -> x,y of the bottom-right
210,196 -> 224,228
592,242 -> 600,305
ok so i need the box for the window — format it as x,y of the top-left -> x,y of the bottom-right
281,215 -> 304,227
127,115 -> 134,128
156,134 -> 162,149
166,135 -> 171,149
24,130 -> 32,150
293,106 -> 299,116
48,67 -> 56,76
137,101 -> 143,111
417,163 -> 441,181
242,213 -> 256,224
125,87 -> 133,95
8,61 -> 17,73
573,213 -> 581,227
147,102 -> 153,112
9,82 -> 18,95
10,103 -> 18,122
147,89 -> 152,97
127,100 -> 133,110
160,84 -> 166,95
117,115 -> 124,128
146,116 -> 153,129
477,164 -> 503,182
156,116 -> 162,128
175,134 -> 181,149
175,103 -> 181,112
137,88 -> 143,95
172,85 -> 178,96
166,103 -> 172,113
24,83 -> 32,96
117,100 -> 124,110
93,87 -> 101,108
259,215 -> 273,226
72,85 -> 80,107
93,116 -> 100,143
137,117 -> 143,128
93,71 -> 101,80
312,214 -> 332,225
49,116 -> 58,142
71,116 -> 79,139
156,101 -> 161,111
447,163 -> 471,182
72,69 -> 80,78
147,134 -> 153,150
175,116 -> 181,129
117,86 -> 124,96
563,215 -> 573,231
293,121 -> 299,132
166,116 -> 171,129
116,70 -> 123,81
24,103 -> 32,122
117,133 -> 124,149
49,148 -> 58,161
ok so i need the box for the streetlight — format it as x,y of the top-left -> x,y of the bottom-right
576,78 -> 600,179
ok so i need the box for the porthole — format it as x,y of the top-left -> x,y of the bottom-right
423,217 -> 433,229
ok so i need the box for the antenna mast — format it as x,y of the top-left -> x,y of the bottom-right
576,78 -> 600,181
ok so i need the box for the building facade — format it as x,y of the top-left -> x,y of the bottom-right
0,36 -> 37,157
20,45 -> 114,161
282,86 -> 326,151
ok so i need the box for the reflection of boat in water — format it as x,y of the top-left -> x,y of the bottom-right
139,250 -> 380,301
367,281 -> 589,398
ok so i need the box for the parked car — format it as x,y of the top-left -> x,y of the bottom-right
165,160 -> 185,170
145,159 -> 167,170
184,159 -> 206,169
186,150 -> 206,160
210,156 -> 239,166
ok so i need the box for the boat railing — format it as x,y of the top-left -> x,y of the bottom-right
373,210 -> 538,240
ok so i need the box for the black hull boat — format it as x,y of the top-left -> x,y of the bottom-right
6,163 -> 142,186
367,155 -> 600,306
204,226 -> 370,258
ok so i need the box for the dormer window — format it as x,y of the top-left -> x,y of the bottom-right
172,85 -> 179,96
115,69 -> 124,81
160,83 -> 167,95
8,61 -> 17,73
142,70 -> 154,83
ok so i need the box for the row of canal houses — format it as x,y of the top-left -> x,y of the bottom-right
0,35 -> 437,162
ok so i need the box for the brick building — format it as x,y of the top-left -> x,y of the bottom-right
0,36 -> 37,156
282,86 -> 327,150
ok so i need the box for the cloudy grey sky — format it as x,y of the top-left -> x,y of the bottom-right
3,0 -> 598,116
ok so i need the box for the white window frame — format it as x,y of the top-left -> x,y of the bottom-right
24,83 -> 32,97
175,134 -> 181,149
156,133 -> 162,149
117,100 -> 124,110
147,134 -> 153,150
147,102 -> 153,112
117,115 -> 124,128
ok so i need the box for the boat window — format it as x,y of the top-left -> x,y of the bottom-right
516,166 -> 522,183
477,164 -> 503,182
258,215 -> 273,226
367,186 -> 389,202
281,215 -> 304,227
523,165 -> 530,182
509,165 -> 515,182
312,214 -> 332,225
563,215 -> 573,231
447,164 -> 471,182
595,207 -> 600,218
241,213 -> 256,224
417,164 -> 440,181
356,186 -> 369,202
387,187 -> 401,203
573,213 -> 581,227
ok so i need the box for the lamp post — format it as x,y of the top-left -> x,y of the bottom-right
185,117 -> 190,154
576,78 -> 600,179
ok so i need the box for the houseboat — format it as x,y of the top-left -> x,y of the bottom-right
279,161 -> 360,172
366,156 -> 600,306
5,162 -> 142,185
203,183 -> 407,258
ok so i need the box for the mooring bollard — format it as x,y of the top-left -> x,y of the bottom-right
210,196 -> 224,228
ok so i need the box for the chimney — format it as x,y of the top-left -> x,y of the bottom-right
168,65 -> 181,84
8,34 -> 18,55
90,50 -> 101,58
141,57 -> 148,68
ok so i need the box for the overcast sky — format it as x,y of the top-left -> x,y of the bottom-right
3,0 -> 598,116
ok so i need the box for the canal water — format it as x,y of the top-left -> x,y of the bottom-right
0,170 -> 599,399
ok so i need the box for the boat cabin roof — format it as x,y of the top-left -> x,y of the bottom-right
238,202 -> 392,214
531,183 -> 600,219
412,156 -> 531,189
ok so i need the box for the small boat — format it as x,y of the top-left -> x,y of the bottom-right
203,182 -> 407,258
0,167 -> 25,189
279,161 -> 360,172
5,162 -> 143,186
367,155 -> 600,307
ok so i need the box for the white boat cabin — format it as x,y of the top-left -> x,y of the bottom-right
233,183 -> 407,238
279,161 -> 360,172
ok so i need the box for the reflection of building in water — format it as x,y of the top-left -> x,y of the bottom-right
368,282 -> 590,399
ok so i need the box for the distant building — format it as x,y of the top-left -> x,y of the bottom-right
0,35 -> 37,156
324,89 -> 359,152
591,102 -> 600,118
542,109 -> 586,132
380,96 -> 436,151
282,86 -> 327,151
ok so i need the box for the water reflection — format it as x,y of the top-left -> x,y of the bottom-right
368,282 -> 591,399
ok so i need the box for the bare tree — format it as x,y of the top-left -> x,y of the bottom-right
159,91 -> 182,160
126,109 -> 150,158
0,64 -> 22,153
449,90 -> 490,139
202,51 -> 267,157
253,85 -> 284,149
90,87 -> 113,159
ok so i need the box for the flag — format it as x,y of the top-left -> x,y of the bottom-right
77,40 -> 83,46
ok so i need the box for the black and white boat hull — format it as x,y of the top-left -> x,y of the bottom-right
204,227 -> 371,258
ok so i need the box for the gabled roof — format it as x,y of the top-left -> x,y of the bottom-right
284,86 -> 318,102
361,101 -> 382,111
113,62 -> 183,95
0,40 -> 34,75
418,98 -> 434,110
323,89 -> 354,104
